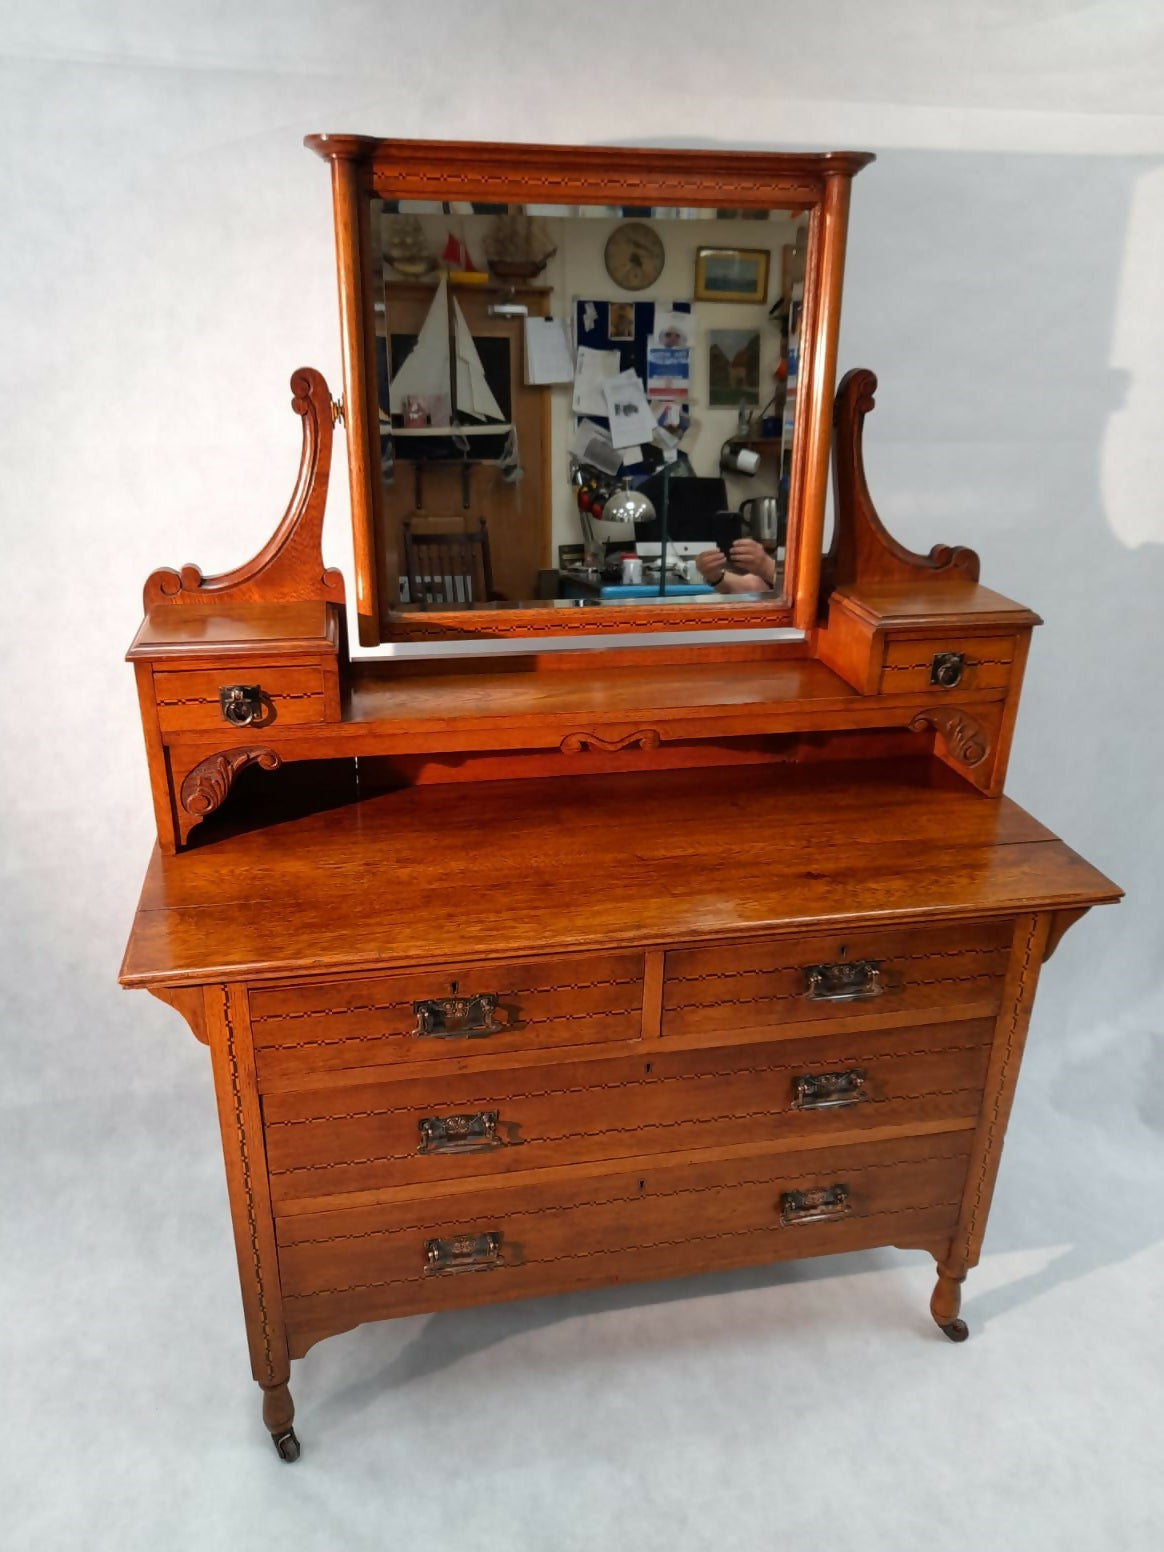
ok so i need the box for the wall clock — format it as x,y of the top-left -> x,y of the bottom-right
604,222 -> 665,291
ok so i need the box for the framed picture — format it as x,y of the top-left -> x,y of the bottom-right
708,330 -> 761,407
694,246 -> 771,304
607,301 -> 635,341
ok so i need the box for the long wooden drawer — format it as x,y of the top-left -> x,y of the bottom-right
277,1132 -> 972,1346
877,634 -> 1017,695
153,665 -> 329,733
262,1019 -> 992,1205
662,920 -> 1012,1041
249,952 -> 646,1084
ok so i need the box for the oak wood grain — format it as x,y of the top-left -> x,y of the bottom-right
120,761 -> 1121,989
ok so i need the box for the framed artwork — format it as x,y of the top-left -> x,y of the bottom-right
708,329 -> 761,407
694,246 -> 771,304
607,302 -> 635,341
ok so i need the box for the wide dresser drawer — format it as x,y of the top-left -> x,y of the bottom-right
249,951 -> 646,1083
262,1019 -> 992,1204
276,1132 -> 973,1347
661,920 -> 1013,1040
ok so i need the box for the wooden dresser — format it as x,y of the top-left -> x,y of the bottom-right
120,137 -> 1121,1460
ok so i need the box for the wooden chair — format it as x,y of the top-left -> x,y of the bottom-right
401,517 -> 503,606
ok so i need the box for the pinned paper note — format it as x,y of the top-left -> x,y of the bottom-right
524,318 -> 574,385
570,418 -> 622,476
572,345 -> 621,416
602,369 -> 656,448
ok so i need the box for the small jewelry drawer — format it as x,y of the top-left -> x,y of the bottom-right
878,635 -> 1017,696
276,1131 -> 973,1342
661,919 -> 1013,1041
248,952 -> 647,1085
153,665 -> 329,733
260,1018 -> 994,1204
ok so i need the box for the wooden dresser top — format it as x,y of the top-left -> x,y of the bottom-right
119,760 -> 1120,989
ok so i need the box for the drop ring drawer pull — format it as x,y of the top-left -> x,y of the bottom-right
791,1070 -> 867,1110
803,960 -> 884,1002
424,1232 -> 504,1275
412,994 -> 507,1039
780,1185 -> 851,1225
418,1111 -> 502,1154
930,651 -> 966,688
219,684 -> 264,726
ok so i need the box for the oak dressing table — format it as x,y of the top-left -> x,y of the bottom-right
120,136 -> 1121,1460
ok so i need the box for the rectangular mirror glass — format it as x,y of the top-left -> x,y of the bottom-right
369,200 -> 808,618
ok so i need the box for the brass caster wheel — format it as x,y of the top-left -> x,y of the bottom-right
940,1318 -> 969,1343
272,1427 -> 301,1462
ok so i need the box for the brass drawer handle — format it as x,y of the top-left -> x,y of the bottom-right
219,684 -> 264,726
418,1111 -> 501,1154
780,1185 -> 851,1225
930,651 -> 965,688
792,1070 -> 867,1110
424,1232 -> 504,1275
803,960 -> 884,1002
412,994 -> 507,1039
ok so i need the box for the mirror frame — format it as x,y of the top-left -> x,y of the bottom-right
305,135 -> 874,646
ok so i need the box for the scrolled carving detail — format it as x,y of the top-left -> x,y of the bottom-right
560,729 -> 663,755
142,367 -> 344,610
909,708 -> 989,767
180,747 -> 281,817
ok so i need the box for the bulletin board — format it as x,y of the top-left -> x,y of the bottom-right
573,299 -> 692,475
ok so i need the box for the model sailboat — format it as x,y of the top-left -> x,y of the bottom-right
389,275 -> 508,432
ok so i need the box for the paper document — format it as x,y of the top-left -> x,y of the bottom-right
602,369 -> 656,448
572,345 -> 621,416
524,317 -> 574,385
570,417 -> 621,476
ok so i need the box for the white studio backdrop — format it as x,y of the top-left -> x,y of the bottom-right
1,6 -> 1161,1551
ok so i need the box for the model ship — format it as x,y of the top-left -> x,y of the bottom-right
483,213 -> 557,278
389,275 -> 508,431
384,214 -> 436,277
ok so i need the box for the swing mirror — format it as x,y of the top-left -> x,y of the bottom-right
306,136 -> 872,644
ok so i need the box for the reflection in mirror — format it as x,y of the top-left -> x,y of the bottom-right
372,201 -> 807,612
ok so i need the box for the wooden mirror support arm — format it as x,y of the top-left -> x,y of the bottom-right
825,368 -> 980,593
142,367 -> 345,610
128,368 -> 346,854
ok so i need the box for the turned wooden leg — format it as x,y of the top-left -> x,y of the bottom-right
262,1380 -> 301,1461
930,1262 -> 969,1342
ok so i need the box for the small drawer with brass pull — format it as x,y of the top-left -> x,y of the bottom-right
413,994 -> 507,1039
424,1232 -> 504,1275
792,1070 -> 867,1110
877,633 -> 1018,696
249,950 -> 647,1083
418,1111 -> 501,1155
661,920 -> 1013,1040
152,665 -> 328,734
780,1184 -> 851,1225
804,960 -> 883,1003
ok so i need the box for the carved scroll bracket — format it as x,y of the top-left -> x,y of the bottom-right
178,747 -> 281,841
827,369 -> 980,593
143,367 -> 344,610
909,708 -> 989,767
560,730 -> 663,755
